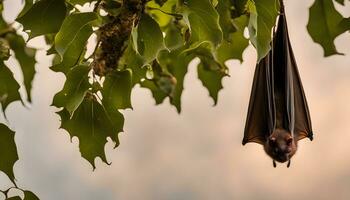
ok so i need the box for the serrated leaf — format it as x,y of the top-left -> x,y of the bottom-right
102,69 -> 133,110
0,123 -> 19,183
55,12 -> 97,57
6,33 -> 36,102
158,49 -> 194,113
119,42 -> 147,85
154,0 -> 168,6
51,54 -> 61,66
248,0 -> 279,61
140,80 -> 167,104
180,0 -> 223,47
6,197 -> 21,200
0,38 -> 10,60
197,60 -> 225,105
67,0 -> 95,6
307,0 -> 350,56
46,44 -> 56,55
334,0 -> 344,5
0,62 -> 21,113
216,15 -> 249,64
0,12 -> 6,29
52,12 -> 97,73
146,0 -> 178,27
216,0 -> 236,41
164,23 -> 184,50
58,97 -> 124,169
16,0 -> 66,39
156,75 -> 177,96
132,14 -> 165,63
52,65 -> 91,115
232,0 -> 249,17
23,191 -> 39,200
100,0 -> 122,16
17,0 -> 33,18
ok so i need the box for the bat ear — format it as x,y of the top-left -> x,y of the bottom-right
269,137 -> 276,145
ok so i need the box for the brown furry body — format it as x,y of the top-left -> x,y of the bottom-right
264,128 -> 297,163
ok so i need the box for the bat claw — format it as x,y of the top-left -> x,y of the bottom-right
273,160 -> 277,168
287,160 -> 291,168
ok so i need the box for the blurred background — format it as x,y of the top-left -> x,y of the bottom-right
1,0 -> 350,199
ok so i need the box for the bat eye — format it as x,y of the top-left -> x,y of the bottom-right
286,138 -> 293,145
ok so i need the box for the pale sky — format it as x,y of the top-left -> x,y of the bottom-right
1,0 -> 350,199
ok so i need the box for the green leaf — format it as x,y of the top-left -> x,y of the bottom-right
132,14 -> 165,63
55,12 -> 97,57
154,0 -> 168,6
146,0 -> 178,27
0,123 -> 19,183
0,38 -> 10,60
58,97 -> 124,169
158,49 -> 194,113
216,15 -> 249,64
67,0 -> 95,6
17,0 -> 33,18
119,44 -> 146,85
52,12 -> 97,73
307,0 -> 350,56
102,69 -> 133,110
180,0 -> 223,47
216,0 -> 236,41
23,191 -> 39,200
6,33 -> 36,102
164,23 -> 184,51
140,80 -> 167,104
140,60 -> 176,103
0,11 -> 7,29
6,197 -> 21,200
334,0 -> 344,5
248,0 -> 279,61
100,0 -> 122,16
16,0 -> 67,39
52,65 -> 91,115
0,62 -> 21,113
197,60 -> 225,105
233,0 -> 249,16
156,75 -> 177,96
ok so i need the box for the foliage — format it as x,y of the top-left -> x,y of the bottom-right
0,0 -> 350,198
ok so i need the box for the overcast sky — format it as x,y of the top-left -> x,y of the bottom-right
1,0 -> 350,199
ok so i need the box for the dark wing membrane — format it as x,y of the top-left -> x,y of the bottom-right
243,54 -> 275,145
280,14 -> 313,141
288,38 -> 313,141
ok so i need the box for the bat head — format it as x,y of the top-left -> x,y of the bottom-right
264,128 -> 297,164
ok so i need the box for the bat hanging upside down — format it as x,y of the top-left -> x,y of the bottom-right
242,9 -> 313,168
264,128 -> 297,168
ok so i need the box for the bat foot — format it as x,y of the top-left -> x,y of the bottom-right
273,160 -> 277,168
287,160 -> 291,168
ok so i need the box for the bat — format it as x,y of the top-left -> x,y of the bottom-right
242,11 -> 313,168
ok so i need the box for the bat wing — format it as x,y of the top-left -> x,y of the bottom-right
275,14 -> 313,141
242,53 -> 275,145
